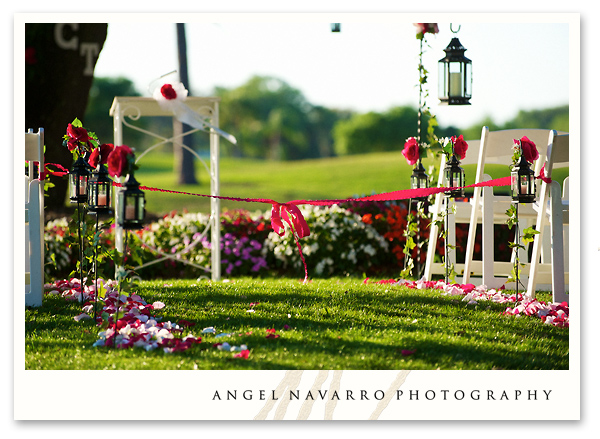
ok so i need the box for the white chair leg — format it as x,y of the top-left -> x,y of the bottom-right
424,192 -> 443,281
462,187 -> 481,284
481,185 -> 494,287
550,182 -> 567,303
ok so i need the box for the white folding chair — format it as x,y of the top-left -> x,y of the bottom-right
423,138 -> 480,281
461,127 -> 567,289
527,131 -> 569,303
25,128 -> 45,307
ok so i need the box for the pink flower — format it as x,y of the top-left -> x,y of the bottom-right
107,145 -> 134,178
452,134 -> 468,160
234,349 -> 250,359
402,137 -> 419,165
519,136 -> 539,163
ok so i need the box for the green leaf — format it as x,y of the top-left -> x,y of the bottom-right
522,227 -> 540,243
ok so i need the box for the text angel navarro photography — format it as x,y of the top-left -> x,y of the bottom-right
212,388 -> 554,402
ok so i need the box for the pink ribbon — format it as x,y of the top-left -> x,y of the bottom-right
537,164 -> 552,184
39,163 -> 69,180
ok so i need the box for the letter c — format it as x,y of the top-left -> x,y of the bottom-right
54,23 -> 79,50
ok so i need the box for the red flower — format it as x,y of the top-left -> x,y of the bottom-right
88,143 -> 115,168
25,47 -> 36,65
107,145 -> 134,178
519,136 -> 539,163
67,123 -> 90,144
402,137 -> 419,165
414,23 -> 439,35
452,134 -> 468,160
160,84 -> 178,100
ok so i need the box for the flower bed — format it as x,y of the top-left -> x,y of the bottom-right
44,202 -> 515,281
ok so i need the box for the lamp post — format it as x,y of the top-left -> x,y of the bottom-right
113,170 -> 145,342
443,153 -> 465,284
438,36 -> 472,105
69,156 -> 91,304
87,163 -> 113,320
408,161 -> 429,277
510,152 -> 536,302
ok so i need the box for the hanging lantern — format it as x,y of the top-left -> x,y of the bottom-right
87,164 -> 113,214
438,37 -> 472,105
331,23 -> 341,32
443,154 -> 465,198
410,160 -> 429,198
69,156 -> 91,203
116,172 -> 145,229
511,154 -> 536,203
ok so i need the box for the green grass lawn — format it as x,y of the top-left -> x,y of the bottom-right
25,277 -> 568,371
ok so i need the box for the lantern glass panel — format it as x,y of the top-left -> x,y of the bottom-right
465,63 -> 473,97
69,174 -> 88,201
438,62 -> 448,99
448,61 -> 463,97
89,181 -> 111,208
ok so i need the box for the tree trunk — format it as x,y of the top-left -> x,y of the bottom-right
25,23 -> 108,213
175,23 -> 198,185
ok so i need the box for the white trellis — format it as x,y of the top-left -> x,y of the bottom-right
109,96 -> 221,281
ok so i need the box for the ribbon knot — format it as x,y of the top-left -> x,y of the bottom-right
271,203 -> 310,239
271,203 -> 310,283
537,164 -> 552,184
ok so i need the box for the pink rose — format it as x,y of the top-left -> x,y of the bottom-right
452,134 -> 468,160
402,137 -> 420,165
88,143 -> 115,168
519,136 -> 539,163
107,145 -> 134,178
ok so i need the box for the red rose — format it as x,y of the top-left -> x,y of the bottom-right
402,137 -> 419,165
107,145 -> 134,178
414,23 -> 439,35
160,84 -> 177,100
66,123 -> 90,144
519,136 -> 539,163
88,143 -> 115,168
452,134 -> 468,160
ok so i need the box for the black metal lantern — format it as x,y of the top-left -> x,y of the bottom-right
443,154 -> 465,198
116,172 -> 145,229
511,155 -> 536,203
331,23 -> 341,32
87,164 -> 113,214
69,156 -> 91,203
410,161 -> 429,195
438,37 -> 472,105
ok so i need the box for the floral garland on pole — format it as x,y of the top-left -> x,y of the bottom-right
505,136 -> 541,292
399,23 -> 440,279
